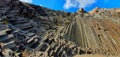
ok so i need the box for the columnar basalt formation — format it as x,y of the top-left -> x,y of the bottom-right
0,0 -> 120,57
64,18 -> 120,55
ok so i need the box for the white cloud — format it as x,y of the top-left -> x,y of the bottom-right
19,0 -> 33,3
64,0 -> 96,9
40,4 -> 42,6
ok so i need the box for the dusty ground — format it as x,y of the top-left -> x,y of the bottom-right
74,54 -> 120,57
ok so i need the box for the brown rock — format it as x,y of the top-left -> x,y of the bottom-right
89,7 -> 99,14
77,8 -> 86,14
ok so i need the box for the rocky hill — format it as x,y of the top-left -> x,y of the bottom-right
0,0 -> 120,57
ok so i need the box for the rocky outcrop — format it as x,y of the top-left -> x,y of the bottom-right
89,7 -> 99,14
77,8 -> 87,14
1,0 -> 120,57
0,0 -> 71,57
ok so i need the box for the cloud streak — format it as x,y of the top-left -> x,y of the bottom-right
64,0 -> 96,9
19,0 -> 33,3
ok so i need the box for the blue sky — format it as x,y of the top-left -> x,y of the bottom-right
20,0 -> 120,12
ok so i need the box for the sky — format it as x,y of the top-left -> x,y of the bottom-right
19,0 -> 120,12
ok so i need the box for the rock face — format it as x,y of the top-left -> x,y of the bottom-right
64,8 -> 120,56
89,7 -> 99,14
77,8 -> 87,14
0,0 -> 120,57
